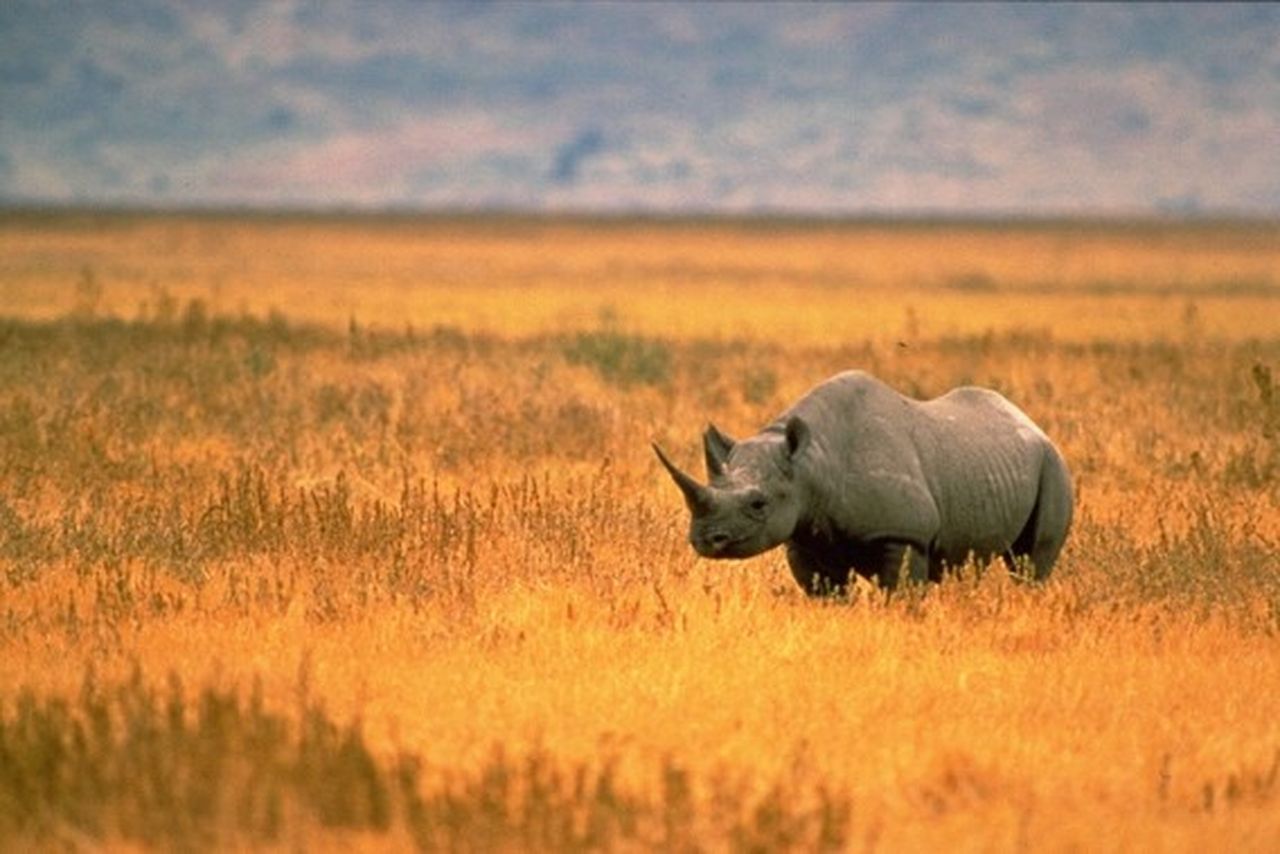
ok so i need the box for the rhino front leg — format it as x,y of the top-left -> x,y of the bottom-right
785,542 -> 851,597
785,539 -> 928,596
873,540 -> 930,590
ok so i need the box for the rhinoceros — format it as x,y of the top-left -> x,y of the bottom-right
653,370 -> 1073,594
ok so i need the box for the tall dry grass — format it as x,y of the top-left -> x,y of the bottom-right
0,212 -> 1279,850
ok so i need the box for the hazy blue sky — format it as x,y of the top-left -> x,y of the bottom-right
3,2 -> 1278,214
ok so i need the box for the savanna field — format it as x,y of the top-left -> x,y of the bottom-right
1,212 -> 1279,851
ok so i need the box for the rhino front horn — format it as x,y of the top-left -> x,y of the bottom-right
652,443 -> 711,511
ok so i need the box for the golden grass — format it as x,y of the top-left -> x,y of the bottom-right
4,213 -> 1280,343
1,212 -> 1279,849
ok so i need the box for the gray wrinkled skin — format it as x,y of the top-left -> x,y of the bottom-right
654,370 -> 1074,596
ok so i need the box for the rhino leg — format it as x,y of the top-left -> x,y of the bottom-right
786,539 -> 929,596
1010,445 -> 1074,580
873,540 -> 930,590
784,542 -> 851,597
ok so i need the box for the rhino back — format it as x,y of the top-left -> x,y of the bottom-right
774,373 -> 1053,560
913,387 -> 1049,558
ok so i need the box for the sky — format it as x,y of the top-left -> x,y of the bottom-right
2,1 -> 1279,216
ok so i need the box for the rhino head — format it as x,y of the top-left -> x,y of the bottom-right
653,417 -> 810,559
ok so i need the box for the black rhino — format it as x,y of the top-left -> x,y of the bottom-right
654,370 -> 1073,594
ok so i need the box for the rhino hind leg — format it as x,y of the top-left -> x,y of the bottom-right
1010,445 -> 1074,580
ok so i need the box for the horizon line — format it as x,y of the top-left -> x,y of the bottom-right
4,202 -> 1279,230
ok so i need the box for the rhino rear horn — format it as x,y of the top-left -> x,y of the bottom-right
703,423 -> 735,477
652,443 -> 711,511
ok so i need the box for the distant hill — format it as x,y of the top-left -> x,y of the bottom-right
2,3 -> 1278,215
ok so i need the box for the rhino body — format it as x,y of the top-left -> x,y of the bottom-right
654,370 -> 1073,594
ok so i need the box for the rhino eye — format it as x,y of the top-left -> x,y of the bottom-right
747,495 -> 769,513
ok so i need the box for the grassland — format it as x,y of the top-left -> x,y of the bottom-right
1,212 -> 1279,850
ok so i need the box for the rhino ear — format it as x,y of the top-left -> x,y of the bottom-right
703,423 -> 735,477
784,416 -> 810,459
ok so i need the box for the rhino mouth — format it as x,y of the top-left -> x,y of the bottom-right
693,532 -> 757,559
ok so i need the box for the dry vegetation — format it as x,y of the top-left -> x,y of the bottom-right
1,212 -> 1279,850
